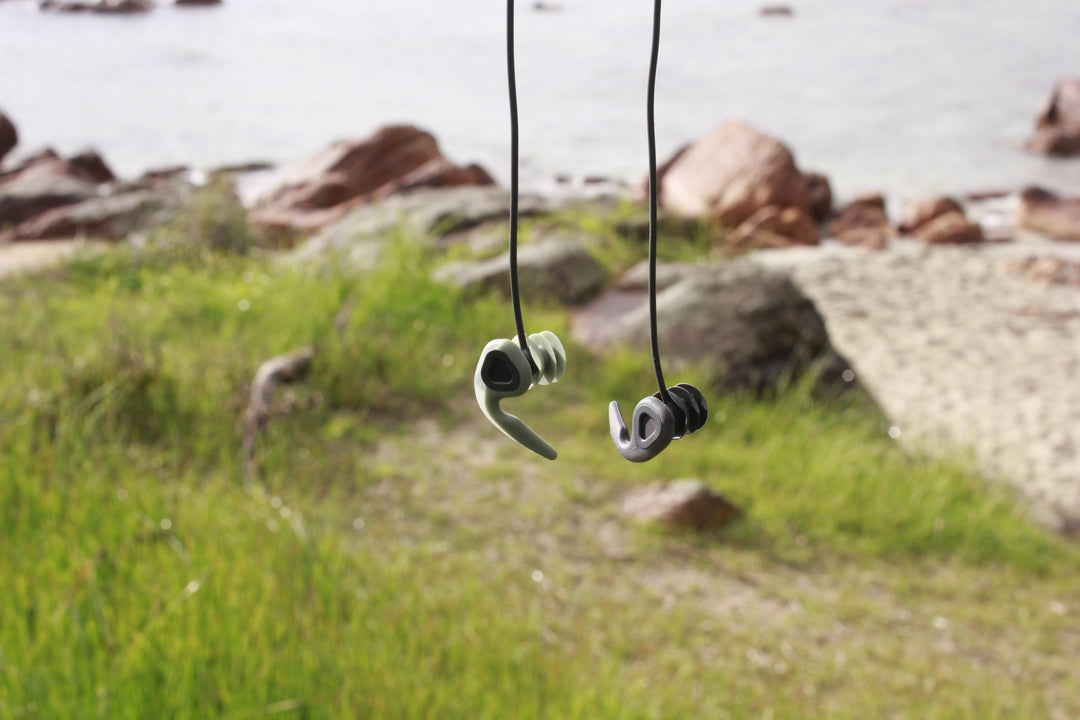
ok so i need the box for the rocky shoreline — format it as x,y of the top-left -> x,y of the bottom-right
2,86 -> 1080,533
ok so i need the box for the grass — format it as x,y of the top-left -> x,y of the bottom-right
2,199 -> 1079,719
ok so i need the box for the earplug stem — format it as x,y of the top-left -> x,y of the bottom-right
646,0 -> 670,404
506,0 -> 537,374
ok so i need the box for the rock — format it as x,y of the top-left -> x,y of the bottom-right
0,148 -> 123,231
899,195 -> 963,234
911,210 -> 985,245
898,195 -> 987,245
0,110 -> 16,167
573,260 -> 852,394
0,173 -> 98,229
1016,186 -> 1080,241
804,172 -> 833,222
610,211 -> 708,245
372,158 -> 494,200
653,142 -> 690,198
67,150 -> 116,184
0,148 -> 114,187
39,0 -> 153,11
138,165 -> 191,184
623,479 -> 742,531
435,237 -> 605,305
9,183 -> 189,241
251,125 -> 494,240
1026,77 -> 1080,157
658,120 -> 815,228
290,186 -> 556,267
210,161 -> 274,175
962,189 -> 1011,202
829,194 -> 893,249
96,0 -> 152,11
759,4 -> 794,16
728,204 -> 819,250
613,259 -> 697,293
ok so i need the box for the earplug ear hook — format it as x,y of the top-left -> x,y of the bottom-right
607,0 -> 709,463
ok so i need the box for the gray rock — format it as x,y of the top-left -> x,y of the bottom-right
0,174 -> 99,229
291,186 -> 555,268
435,236 -> 606,305
11,184 -> 190,241
611,211 -> 709,245
573,259 -> 852,393
613,258 -> 696,293
38,0 -> 153,13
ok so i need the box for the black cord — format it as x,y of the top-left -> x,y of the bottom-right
646,0 -> 670,403
506,0 -> 537,373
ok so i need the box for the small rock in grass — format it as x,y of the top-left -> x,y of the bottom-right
624,479 -> 743,531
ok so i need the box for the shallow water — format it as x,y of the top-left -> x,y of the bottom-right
2,0 -> 1080,202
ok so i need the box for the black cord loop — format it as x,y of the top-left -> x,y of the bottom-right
506,0 -> 537,373
646,0 -> 670,403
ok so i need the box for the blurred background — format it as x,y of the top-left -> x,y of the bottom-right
3,0 -> 1080,202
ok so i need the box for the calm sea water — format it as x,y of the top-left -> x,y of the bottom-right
2,0 -> 1080,202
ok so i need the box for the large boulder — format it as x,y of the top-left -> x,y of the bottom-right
0,110 -> 16,167
251,125 -> 494,240
657,120 -> 818,229
1016,186 -> 1080,241
573,260 -> 852,393
1026,77 -> 1080,158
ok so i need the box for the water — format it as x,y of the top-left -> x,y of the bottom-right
3,0 -> 1080,203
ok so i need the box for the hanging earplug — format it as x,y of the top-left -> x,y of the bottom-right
608,0 -> 708,463
473,0 -> 567,459
475,331 -> 566,460
609,383 -> 707,462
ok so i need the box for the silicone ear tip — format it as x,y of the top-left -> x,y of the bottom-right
674,383 -> 708,433
528,331 -> 567,385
